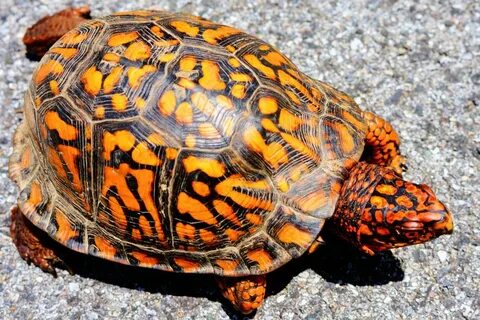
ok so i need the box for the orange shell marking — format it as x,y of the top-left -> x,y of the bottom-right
215,175 -> 273,211
27,182 -> 43,207
243,127 -> 288,169
81,66 -> 103,96
131,143 -> 161,166
182,156 -> 226,178
103,130 -> 136,160
246,249 -> 273,271
277,223 -> 313,247
244,54 -> 275,79
108,31 -> 138,46
103,66 -> 123,94
174,257 -> 201,271
192,181 -> 211,197
108,196 -> 127,232
60,31 -> 87,45
213,199 -> 242,226
57,145 -> 82,192
124,41 -> 151,61
177,192 -> 217,225
102,166 -> 140,211
54,210 -> 78,243
170,21 -> 199,37
158,90 -> 176,116
131,251 -> 159,265
35,60 -> 64,84
199,61 -> 226,90
50,47 -> 78,59
203,26 -> 240,44
215,259 -> 238,272
127,65 -> 156,88
94,236 -> 116,259
45,111 -> 78,140
258,96 -> 278,114
111,94 -> 128,111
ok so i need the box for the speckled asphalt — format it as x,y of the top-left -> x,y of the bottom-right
0,1 -> 478,319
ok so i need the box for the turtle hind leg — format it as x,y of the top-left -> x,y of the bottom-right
361,111 -> 407,176
216,275 -> 267,315
23,6 -> 91,60
10,206 -> 65,277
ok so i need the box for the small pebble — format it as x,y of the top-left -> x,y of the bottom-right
437,250 -> 448,262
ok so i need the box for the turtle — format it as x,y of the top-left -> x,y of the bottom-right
9,9 -> 453,314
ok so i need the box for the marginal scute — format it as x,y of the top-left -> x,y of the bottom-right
239,232 -> 289,273
18,179 -> 52,228
9,123 -> 38,189
266,205 -> 324,257
208,249 -> 249,275
169,252 -> 212,273
46,205 -> 87,254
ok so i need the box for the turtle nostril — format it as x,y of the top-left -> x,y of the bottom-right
433,210 -> 454,235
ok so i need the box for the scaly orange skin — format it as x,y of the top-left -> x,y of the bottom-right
330,162 -> 453,255
362,111 -> 407,176
216,275 -> 267,314
10,207 -> 63,276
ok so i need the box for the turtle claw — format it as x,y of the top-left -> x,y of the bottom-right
389,154 -> 408,177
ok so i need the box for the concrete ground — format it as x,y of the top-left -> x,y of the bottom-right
0,0 -> 478,319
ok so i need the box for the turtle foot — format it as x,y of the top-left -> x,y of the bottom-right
10,206 -> 64,277
216,275 -> 266,315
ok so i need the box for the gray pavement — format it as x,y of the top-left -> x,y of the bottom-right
0,0 -> 478,319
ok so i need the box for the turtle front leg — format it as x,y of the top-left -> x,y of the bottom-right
216,275 -> 267,314
362,111 -> 407,175
10,206 -> 64,277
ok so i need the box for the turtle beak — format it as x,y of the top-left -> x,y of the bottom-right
416,184 -> 454,237
425,206 -> 454,236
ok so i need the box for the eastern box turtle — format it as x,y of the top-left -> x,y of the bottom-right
10,10 -> 453,314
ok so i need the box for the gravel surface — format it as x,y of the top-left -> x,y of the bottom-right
0,0 -> 479,319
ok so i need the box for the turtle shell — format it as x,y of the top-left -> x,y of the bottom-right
10,10 -> 367,276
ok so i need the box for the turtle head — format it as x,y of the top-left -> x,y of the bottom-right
330,162 -> 453,255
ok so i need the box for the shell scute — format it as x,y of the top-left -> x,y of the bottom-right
170,149 -> 277,252
94,119 -> 178,250
266,205 -> 324,257
64,22 -> 181,120
142,46 -> 257,149
31,20 -> 106,105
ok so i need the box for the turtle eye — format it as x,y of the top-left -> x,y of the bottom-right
403,231 -> 420,240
